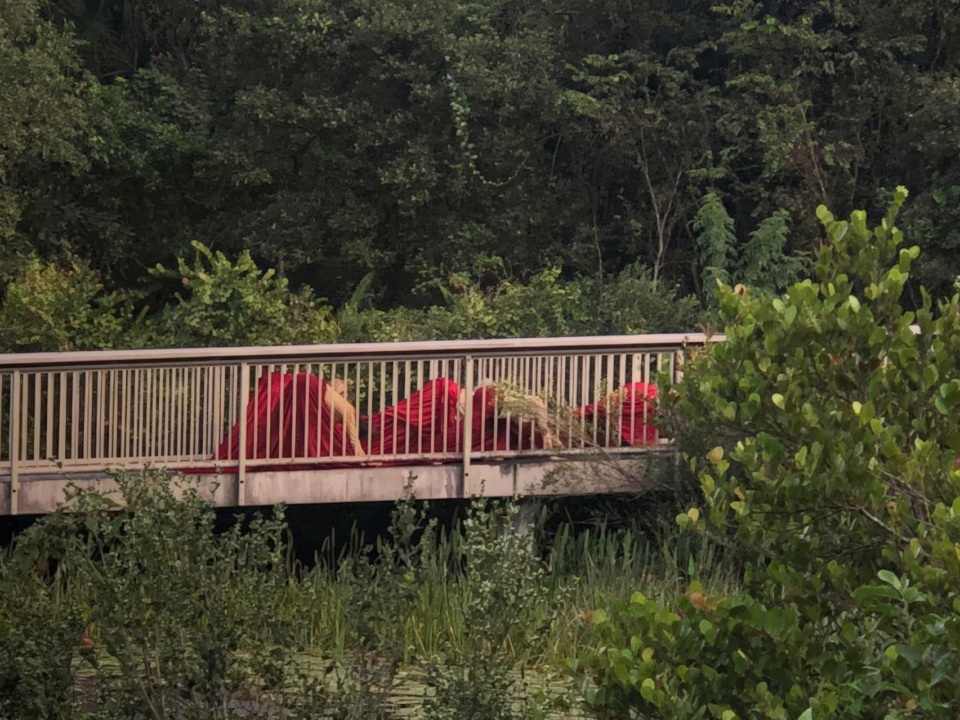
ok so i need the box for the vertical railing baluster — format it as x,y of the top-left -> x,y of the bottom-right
643,354 -> 652,443
416,359 -> 424,455
354,362 -> 362,456
462,356 -> 473,497
366,362 -> 374,455
10,371 -> 20,515
31,373 -> 40,464
329,363 -> 337,456
390,361 -> 398,456
618,354 -> 626,449
58,372 -> 67,462
377,361 -> 386,457
239,362 -> 249,505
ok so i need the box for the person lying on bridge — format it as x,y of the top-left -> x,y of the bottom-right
215,372 -> 365,461
214,374 -> 654,464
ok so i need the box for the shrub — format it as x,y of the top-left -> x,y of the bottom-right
0,555 -> 84,719
15,468 -> 329,720
0,255 -> 140,351
148,240 -> 339,347
339,261 -> 699,342
578,187 -> 960,718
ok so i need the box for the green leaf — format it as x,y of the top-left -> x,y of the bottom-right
795,445 -> 808,468
783,304 -> 797,326
878,570 -> 901,591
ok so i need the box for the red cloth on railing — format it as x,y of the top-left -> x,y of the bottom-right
364,378 -> 462,455
214,372 -> 358,462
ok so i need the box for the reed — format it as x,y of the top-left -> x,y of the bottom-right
265,497 -> 739,671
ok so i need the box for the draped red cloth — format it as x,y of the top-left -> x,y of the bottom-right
204,375 -> 658,471
577,382 -> 658,446
364,378 -> 462,455
214,372 -> 359,464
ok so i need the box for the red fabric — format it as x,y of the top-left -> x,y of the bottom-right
215,372 -> 358,463
578,382 -> 659,446
201,375 -> 657,473
364,378 -> 462,455
469,385 -> 550,452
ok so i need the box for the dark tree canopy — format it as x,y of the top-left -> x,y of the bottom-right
4,0 -> 960,342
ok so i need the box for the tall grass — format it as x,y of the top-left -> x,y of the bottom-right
274,502 -> 740,670
542,515 -> 740,665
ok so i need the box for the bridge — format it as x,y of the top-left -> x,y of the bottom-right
0,334 -> 714,515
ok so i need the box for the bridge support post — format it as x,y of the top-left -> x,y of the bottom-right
238,362 -> 249,506
462,355 -> 473,498
10,370 -> 19,516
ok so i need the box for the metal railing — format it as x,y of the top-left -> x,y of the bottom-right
1,334 -> 714,512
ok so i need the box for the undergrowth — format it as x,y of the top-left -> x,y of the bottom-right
0,468 -> 735,719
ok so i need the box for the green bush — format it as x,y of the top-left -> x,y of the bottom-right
147,240 -> 339,347
0,243 -> 339,352
339,261 -> 699,342
15,469 -> 329,720
0,255 -> 140,351
0,556 -> 84,719
577,188 -> 960,718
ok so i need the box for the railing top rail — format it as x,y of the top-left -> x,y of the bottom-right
0,332 -> 721,370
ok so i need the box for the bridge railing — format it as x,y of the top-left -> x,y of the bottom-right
1,334 -> 713,511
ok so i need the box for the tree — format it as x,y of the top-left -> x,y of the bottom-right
693,191 -> 807,307
0,0 -> 90,281
557,52 -> 714,286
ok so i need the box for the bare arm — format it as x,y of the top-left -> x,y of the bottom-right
325,386 -> 366,456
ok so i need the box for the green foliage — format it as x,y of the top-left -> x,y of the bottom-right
0,246 -> 338,351
694,193 -> 807,306
585,262 -> 700,335
558,50 -> 712,285
693,193 -> 737,301
0,463 -> 738,717
0,255 -> 140,352
8,0 -> 960,313
738,209 -> 805,294
900,185 -> 960,304
416,498 -> 566,720
0,0 -> 89,256
580,585 -> 816,719
0,556 -> 84,720
581,188 -> 960,717
148,241 -> 338,347
340,262 -> 699,341
16,469 -> 330,720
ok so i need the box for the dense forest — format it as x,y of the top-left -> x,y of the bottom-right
3,0 -> 960,348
